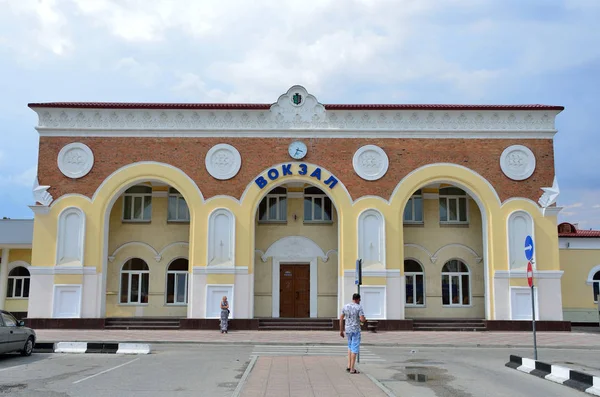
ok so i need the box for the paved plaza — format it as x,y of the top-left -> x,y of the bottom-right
36,328 -> 600,349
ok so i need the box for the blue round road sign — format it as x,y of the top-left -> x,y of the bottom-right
524,235 -> 534,261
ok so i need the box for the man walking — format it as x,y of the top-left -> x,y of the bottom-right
339,293 -> 366,374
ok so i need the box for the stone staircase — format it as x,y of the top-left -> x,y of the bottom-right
412,318 -> 486,332
105,317 -> 182,330
258,318 -> 335,331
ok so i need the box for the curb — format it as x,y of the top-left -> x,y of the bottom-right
505,355 -> 600,396
34,342 -> 151,355
35,340 -> 600,350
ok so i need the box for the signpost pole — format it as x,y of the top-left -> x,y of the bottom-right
531,281 -> 537,360
355,259 -> 362,364
525,235 -> 537,361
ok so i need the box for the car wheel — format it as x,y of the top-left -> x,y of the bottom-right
20,337 -> 34,357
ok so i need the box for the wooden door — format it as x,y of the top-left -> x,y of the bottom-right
280,264 -> 310,318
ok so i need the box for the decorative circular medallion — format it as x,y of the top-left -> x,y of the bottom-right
352,145 -> 389,181
205,143 -> 242,180
288,141 -> 307,160
500,145 -> 536,181
57,142 -> 94,179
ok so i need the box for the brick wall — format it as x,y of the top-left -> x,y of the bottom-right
38,137 -> 554,202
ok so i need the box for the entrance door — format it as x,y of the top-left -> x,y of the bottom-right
280,264 -> 310,318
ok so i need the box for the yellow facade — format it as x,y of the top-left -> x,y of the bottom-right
560,249 -> 600,322
20,160 -> 567,321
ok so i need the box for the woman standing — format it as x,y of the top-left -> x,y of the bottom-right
220,296 -> 229,334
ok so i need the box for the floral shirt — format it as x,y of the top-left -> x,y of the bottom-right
341,303 -> 365,333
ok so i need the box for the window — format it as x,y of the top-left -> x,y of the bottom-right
166,258 -> 188,305
404,190 -> 423,223
7,267 -> 30,299
168,188 -> 190,222
1,312 -> 17,327
439,187 -> 468,224
123,185 -> 152,222
120,258 -> 150,304
304,187 -> 333,222
405,260 -> 424,306
594,271 -> 600,303
258,187 -> 287,222
441,259 -> 470,306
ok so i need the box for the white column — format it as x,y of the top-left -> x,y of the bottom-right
0,248 -> 10,309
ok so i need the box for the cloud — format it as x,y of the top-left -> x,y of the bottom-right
593,205 -> 600,209
113,57 -> 161,87
0,166 -> 36,189
563,203 -> 584,209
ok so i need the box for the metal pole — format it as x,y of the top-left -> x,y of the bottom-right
531,284 -> 538,360
357,283 -> 360,364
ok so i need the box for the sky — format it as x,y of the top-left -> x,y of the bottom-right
0,0 -> 599,228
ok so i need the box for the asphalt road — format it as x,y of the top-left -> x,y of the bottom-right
0,344 -> 253,397
0,344 -> 598,396
362,346 -> 600,396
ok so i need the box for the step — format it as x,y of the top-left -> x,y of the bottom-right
258,326 -> 334,331
413,322 -> 485,327
105,325 -> 181,330
414,326 -> 487,331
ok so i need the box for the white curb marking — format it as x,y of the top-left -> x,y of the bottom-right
55,342 -> 87,354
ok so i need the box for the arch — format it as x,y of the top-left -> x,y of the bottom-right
243,163 -> 348,317
158,242 -> 189,258
586,265 -> 600,285
262,236 -> 327,262
357,209 -> 385,267
207,208 -> 235,267
507,210 -> 534,270
108,241 -> 160,263
56,206 -> 85,266
404,243 -> 434,259
89,161 -> 203,317
240,162 -> 353,210
391,163 -> 500,319
432,244 -> 483,264
7,260 -> 31,273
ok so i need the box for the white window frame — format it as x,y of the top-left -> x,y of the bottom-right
304,192 -> 333,223
7,267 -> 30,299
258,191 -> 287,223
119,260 -> 150,305
404,260 -> 425,307
168,188 -> 190,222
122,187 -> 152,222
439,189 -> 469,224
166,259 -> 189,305
404,192 -> 424,223
441,260 -> 471,307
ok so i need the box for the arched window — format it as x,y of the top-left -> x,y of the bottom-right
168,188 -> 190,222
258,187 -> 287,222
166,258 -> 188,304
404,259 -> 424,306
594,271 -> 600,303
120,258 -> 149,304
7,267 -> 30,298
123,185 -> 152,222
441,259 -> 470,306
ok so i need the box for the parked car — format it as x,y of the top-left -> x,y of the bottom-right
0,310 -> 35,356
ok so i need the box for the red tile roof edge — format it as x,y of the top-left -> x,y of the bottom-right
27,102 -> 565,111
559,232 -> 600,238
